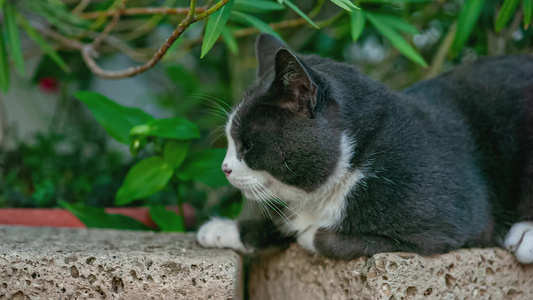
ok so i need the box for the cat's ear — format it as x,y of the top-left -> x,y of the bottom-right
255,33 -> 286,78
273,48 -> 318,118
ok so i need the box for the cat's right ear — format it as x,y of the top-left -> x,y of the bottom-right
255,34 -> 286,78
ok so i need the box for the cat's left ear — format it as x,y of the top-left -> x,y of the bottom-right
273,48 -> 318,118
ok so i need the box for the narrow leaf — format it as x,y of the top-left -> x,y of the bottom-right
163,140 -> 191,169
0,25 -> 9,93
231,11 -> 283,40
283,0 -> 319,29
150,206 -> 185,232
201,0 -> 235,58
370,13 -> 419,34
4,3 -> 24,74
221,28 -> 239,54
450,0 -> 483,56
366,13 -> 427,67
524,0 -> 532,28
350,9 -> 366,42
17,14 -> 70,73
496,0 -> 521,32
75,91 -> 154,144
115,157 -> 174,205
0,0 -> 5,9
330,0 -> 359,12
234,0 -> 285,13
177,149 -> 229,188
60,202 -> 150,230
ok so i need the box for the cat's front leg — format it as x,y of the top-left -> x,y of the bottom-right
197,218 -> 295,253
312,228 -> 416,260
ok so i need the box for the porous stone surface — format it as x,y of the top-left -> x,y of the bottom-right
249,244 -> 533,300
0,226 -> 242,300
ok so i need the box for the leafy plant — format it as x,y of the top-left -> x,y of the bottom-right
71,91 -> 230,232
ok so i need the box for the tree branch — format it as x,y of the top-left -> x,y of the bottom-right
81,0 -> 228,79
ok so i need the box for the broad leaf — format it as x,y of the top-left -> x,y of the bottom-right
366,13 -> 427,67
0,24 -> 9,93
60,201 -> 150,230
450,0 -> 483,56
201,0 -> 235,58
231,11 -> 283,40
283,0 -> 319,29
146,118 -> 200,140
4,3 -> 24,74
496,0 -> 521,32
221,28 -> 239,54
370,13 -> 419,34
116,156 -> 174,205
150,206 -> 185,232
331,0 -> 359,12
525,0 -> 533,28
177,149 -> 229,188
350,9 -> 366,42
163,140 -> 191,169
75,91 -> 154,144
234,0 -> 284,13
17,14 -> 70,73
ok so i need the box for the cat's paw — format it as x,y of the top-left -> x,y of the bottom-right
197,218 -> 247,252
504,221 -> 533,264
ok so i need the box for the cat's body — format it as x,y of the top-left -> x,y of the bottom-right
198,34 -> 533,263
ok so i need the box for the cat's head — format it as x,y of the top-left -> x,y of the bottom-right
221,34 -> 350,202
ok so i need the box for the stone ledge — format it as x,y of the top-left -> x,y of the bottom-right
249,244 -> 533,300
0,226 -> 242,300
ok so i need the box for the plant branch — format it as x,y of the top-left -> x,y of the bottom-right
81,0 -> 228,79
80,7 -> 206,19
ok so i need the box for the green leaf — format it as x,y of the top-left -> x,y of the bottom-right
177,149 -> 229,188
366,13 -> 427,67
283,0 -> 319,29
115,157 -> 174,205
144,118 -> 200,140
330,0 -> 359,12
17,14 -> 70,73
0,0 -> 5,9
221,28 -> 239,54
201,0 -> 235,58
163,140 -> 191,169
234,0 -> 285,13
370,13 -> 419,34
149,206 -> 185,232
231,11 -> 283,40
0,24 -> 9,93
75,91 -> 154,144
350,9 -> 366,42
450,0 -> 483,57
60,201 -> 150,230
129,135 -> 149,157
523,0 -> 532,28
4,3 -> 24,74
496,0 -> 521,32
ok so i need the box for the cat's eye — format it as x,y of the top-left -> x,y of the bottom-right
243,141 -> 254,151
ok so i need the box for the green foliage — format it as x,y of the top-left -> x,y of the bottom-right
451,0 -> 484,57
61,201 -> 150,230
75,91 -> 154,144
202,0 -> 235,58
496,0 -> 521,32
75,91 -> 229,231
4,3 -> 24,75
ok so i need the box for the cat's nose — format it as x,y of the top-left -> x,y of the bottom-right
222,163 -> 232,177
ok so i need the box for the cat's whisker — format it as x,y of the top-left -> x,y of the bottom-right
209,132 -> 227,148
252,180 -> 295,226
254,180 -> 300,218
249,185 -> 272,221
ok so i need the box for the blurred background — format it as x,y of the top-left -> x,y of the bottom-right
0,0 -> 531,231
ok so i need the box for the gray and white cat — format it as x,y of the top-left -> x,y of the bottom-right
197,34 -> 533,263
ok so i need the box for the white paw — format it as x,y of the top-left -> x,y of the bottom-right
504,221 -> 533,264
197,218 -> 246,252
296,227 -> 317,252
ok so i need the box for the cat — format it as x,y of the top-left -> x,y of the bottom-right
197,33 -> 533,263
